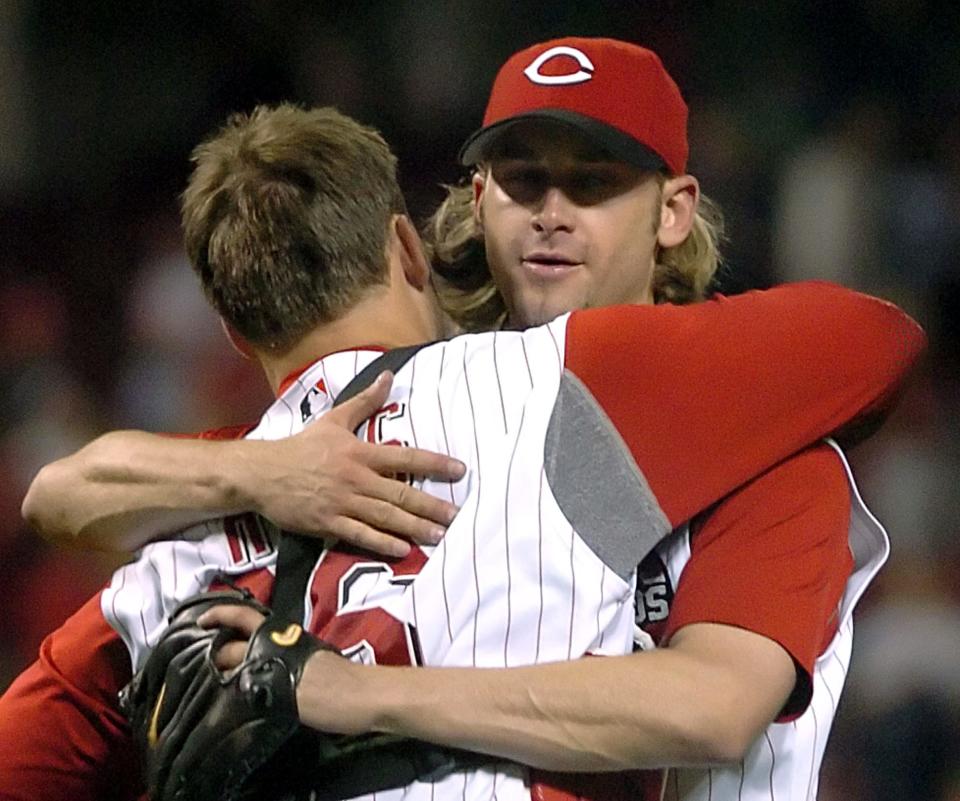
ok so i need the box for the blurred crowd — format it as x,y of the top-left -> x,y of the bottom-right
0,2 -> 957,799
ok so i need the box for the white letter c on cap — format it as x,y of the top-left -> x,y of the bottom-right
523,46 -> 595,86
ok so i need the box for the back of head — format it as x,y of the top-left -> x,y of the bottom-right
182,104 -> 407,351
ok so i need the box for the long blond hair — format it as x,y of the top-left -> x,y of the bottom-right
424,175 -> 725,332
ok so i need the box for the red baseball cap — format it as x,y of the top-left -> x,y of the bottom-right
459,37 -> 688,175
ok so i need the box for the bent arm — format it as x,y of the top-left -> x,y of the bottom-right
22,430 -> 252,551
298,622 -> 793,770
296,444 -> 851,770
566,280 -> 925,527
23,376 -> 463,554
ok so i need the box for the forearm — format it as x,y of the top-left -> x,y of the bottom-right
298,626 -> 792,771
22,431 -> 257,551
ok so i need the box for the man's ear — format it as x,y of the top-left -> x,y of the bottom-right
393,214 -> 431,290
220,318 -> 256,360
657,175 -> 700,249
471,169 -> 486,227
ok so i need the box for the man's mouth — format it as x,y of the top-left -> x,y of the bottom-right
521,252 -> 583,277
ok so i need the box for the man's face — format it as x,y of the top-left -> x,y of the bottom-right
474,122 -> 663,328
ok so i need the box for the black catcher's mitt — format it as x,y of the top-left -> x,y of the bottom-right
121,590 -> 485,801
120,589 -> 335,801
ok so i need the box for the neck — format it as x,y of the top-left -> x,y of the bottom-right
258,283 -> 448,395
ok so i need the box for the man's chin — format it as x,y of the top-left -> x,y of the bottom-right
511,297 -> 582,329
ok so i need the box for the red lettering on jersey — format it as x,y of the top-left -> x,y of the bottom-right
246,519 -> 271,557
364,402 -> 413,484
224,513 -> 275,566
224,516 -> 247,564
306,545 -> 428,664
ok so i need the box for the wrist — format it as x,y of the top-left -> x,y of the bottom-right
217,440 -> 266,515
296,650 -> 379,735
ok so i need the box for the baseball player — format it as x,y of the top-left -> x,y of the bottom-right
3,99 -> 923,801
25,39 -> 904,801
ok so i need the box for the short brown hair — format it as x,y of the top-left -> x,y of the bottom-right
424,176 -> 724,332
182,104 -> 407,350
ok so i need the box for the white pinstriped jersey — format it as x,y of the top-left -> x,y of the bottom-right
103,317 -> 658,801
652,442 -> 888,801
1,283 -> 924,801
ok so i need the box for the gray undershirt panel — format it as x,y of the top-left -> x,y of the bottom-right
544,370 -> 672,581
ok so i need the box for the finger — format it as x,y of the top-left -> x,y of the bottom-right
364,475 -> 458,527
197,604 -> 265,634
341,494 -> 447,547
323,371 -> 394,432
212,641 -> 248,671
365,443 -> 466,484
327,516 -> 412,558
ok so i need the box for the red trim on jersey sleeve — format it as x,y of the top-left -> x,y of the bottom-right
661,444 -> 853,719
564,281 -> 924,528
0,592 -> 143,801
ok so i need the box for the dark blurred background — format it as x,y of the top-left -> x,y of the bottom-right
1,2 -> 958,798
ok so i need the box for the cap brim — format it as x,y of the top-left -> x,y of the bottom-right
458,108 -> 667,171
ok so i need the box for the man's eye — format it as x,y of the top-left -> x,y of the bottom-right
498,167 -> 548,201
503,168 -> 545,186
565,170 -> 629,203
572,173 -> 604,189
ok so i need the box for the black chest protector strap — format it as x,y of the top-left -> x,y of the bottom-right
262,342 -> 491,799
269,343 -> 429,622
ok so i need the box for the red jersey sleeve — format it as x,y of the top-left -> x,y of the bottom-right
0,593 -> 142,801
662,444 -> 853,718
564,281 -> 924,527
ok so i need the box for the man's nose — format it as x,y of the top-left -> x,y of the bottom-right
532,186 -> 575,234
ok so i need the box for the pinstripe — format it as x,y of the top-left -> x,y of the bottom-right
492,331 -> 508,434
545,320 -> 562,372
435,344 -> 454,641
596,565 -> 606,648
408,353 -> 420,448
707,768 -> 713,801
764,731 -> 776,800
535,469 -> 545,662
804,698 -> 819,799
319,358 -> 331,405
502,404 -> 527,666
462,341 -> 483,666
738,759 -> 745,800
137,594 -> 150,649
172,545 -> 178,594
830,649 -> 848,679
520,335 -> 534,389
435,343 -> 456,505
822,669 -> 838,714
